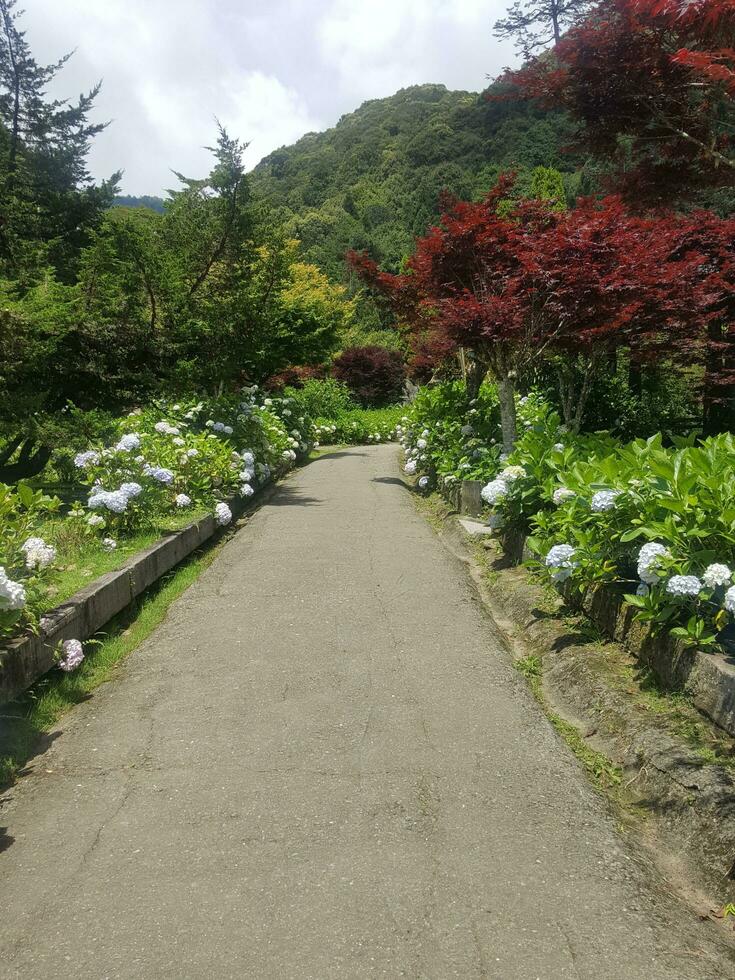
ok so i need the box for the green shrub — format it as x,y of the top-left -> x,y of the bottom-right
282,378 -> 356,419
313,406 -> 403,445
398,381 -> 735,652
0,482 -> 61,637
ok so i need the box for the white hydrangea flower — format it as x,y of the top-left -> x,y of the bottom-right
545,544 -> 577,583
590,489 -> 622,512
223,426 -> 233,435
154,421 -> 180,436
500,465 -> 525,482
666,575 -> 702,598
703,564 -> 732,589
21,536 -> 57,570
173,437 -> 185,446
0,566 -> 26,610
147,467 -> 174,485
186,448 -> 199,458
175,494 -> 192,508
58,638 -> 84,672
553,443 -> 564,452
418,476 -> 430,490
119,482 -> 143,500
87,514 -> 105,528
637,542 -> 670,585
215,502 -> 232,526
480,479 -> 508,505
239,469 -> 254,483
115,433 -> 141,452
88,490 -> 128,514
102,538 -> 117,552
417,438 -> 428,450
724,586 -> 735,614
74,450 -> 100,468
239,484 -> 255,498
404,460 -> 417,475
553,487 -> 576,506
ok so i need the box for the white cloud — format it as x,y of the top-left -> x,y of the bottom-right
20,0 -> 517,194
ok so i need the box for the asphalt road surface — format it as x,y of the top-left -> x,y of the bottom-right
1,445 -> 733,979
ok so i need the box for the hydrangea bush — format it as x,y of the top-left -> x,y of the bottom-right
67,389 -> 310,538
312,407 -> 403,447
0,482 -> 60,636
0,385 -> 311,645
400,380 -> 735,651
396,382 -> 503,489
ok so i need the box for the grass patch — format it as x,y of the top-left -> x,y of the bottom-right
512,654 -> 623,790
548,710 -> 623,789
38,508 -> 208,611
0,542 -> 219,786
413,490 -> 456,532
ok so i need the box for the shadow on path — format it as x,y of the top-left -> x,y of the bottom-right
267,485 -> 322,508
372,476 -> 411,490
310,449 -> 369,461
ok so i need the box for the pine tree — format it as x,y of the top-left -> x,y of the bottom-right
0,0 -> 119,285
493,0 -> 592,55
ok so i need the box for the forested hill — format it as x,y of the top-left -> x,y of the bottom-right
250,83 -> 580,279
113,195 -> 166,213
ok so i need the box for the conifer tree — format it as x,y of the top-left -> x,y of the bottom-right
493,0 -> 592,55
0,0 -> 119,284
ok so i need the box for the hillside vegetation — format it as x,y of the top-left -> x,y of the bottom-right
250,84 -> 579,279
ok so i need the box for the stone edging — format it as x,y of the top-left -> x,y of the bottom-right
0,469 -> 289,705
458,479 -> 735,739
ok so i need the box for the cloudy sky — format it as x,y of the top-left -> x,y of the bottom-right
24,1 -> 517,195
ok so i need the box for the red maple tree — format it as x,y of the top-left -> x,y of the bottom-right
349,179 -> 735,444
503,0 -> 735,204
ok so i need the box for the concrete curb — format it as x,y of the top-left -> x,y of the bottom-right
0,468 -> 290,705
568,578 -> 735,738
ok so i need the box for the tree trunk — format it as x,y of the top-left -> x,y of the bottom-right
497,375 -> 517,453
0,440 -> 51,482
703,322 -> 735,435
628,355 -> 643,398
2,5 -> 21,179
465,358 -> 486,402
550,0 -> 561,44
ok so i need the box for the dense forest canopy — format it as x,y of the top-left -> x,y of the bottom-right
249,83 -> 581,279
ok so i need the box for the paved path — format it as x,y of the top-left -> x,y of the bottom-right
1,446 -> 733,979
